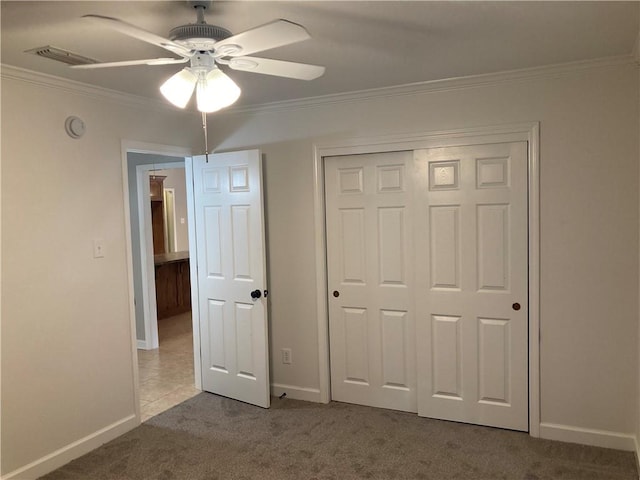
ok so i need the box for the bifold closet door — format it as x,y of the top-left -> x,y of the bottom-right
414,142 -> 528,431
325,151 -> 417,413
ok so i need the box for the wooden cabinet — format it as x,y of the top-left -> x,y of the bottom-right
154,252 -> 191,319
150,175 -> 166,255
149,175 -> 165,200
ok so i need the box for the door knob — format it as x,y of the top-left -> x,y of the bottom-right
512,302 -> 521,311
251,289 -> 262,299
333,290 -> 340,298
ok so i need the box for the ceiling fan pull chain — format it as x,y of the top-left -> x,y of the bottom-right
201,111 -> 209,162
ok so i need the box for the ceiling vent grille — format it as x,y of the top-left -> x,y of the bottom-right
24,45 -> 99,66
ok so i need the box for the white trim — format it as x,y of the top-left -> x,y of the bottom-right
539,423 -> 636,452
136,339 -> 150,350
1,64 -> 174,113
225,55 -> 634,115
184,157 -> 203,391
527,123 -> 541,437
312,145 -> 331,404
270,383 -> 323,403
635,436 -> 640,477
137,165 -> 159,351
312,122 -> 540,434
1,415 -> 137,480
633,436 -> 640,479
3,55 -> 634,118
120,140 -> 192,423
136,161 -> 185,352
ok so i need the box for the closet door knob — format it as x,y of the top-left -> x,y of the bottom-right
512,302 -> 521,311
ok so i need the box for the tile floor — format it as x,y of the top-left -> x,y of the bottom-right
137,312 -> 200,422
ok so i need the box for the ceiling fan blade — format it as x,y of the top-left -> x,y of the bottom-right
228,56 -> 325,80
214,20 -> 311,57
70,57 -> 189,69
83,14 -> 192,56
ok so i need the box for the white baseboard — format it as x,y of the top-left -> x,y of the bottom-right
271,383 -> 323,403
539,422 -> 636,452
1,414 -> 138,480
137,339 -> 150,350
635,436 -> 640,479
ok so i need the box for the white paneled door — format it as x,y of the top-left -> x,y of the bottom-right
325,142 -> 528,431
326,151 -> 417,413
191,150 -> 270,408
414,142 -> 528,431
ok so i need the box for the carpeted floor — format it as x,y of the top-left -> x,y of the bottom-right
42,393 -> 637,480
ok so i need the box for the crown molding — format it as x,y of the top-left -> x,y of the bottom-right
224,54 -> 636,116
0,64 -> 176,113
2,54 -> 635,117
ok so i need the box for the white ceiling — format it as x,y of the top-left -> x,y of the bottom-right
2,1 -> 638,109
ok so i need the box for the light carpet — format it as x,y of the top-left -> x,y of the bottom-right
41,393 -> 637,479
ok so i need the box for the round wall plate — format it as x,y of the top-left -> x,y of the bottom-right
65,116 -> 85,139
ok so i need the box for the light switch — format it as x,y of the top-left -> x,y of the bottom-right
93,239 -> 105,258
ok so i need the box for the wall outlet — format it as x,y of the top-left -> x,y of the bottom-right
282,348 -> 292,365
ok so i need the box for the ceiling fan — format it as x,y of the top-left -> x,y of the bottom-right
71,1 -> 325,112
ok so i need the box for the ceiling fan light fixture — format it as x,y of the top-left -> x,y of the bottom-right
196,68 -> 241,113
160,68 -> 197,108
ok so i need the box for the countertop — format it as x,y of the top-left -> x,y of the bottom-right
154,251 -> 190,266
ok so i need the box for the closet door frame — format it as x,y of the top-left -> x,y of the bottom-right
312,122 -> 540,437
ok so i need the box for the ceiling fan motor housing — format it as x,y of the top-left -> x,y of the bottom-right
169,24 -> 232,51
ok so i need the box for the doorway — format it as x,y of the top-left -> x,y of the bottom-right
125,149 -> 199,421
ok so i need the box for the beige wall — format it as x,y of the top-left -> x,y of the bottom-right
212,61 -> 639,438
0,76 -> 200,476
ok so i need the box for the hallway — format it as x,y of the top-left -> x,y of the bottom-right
137,312 -> 199,422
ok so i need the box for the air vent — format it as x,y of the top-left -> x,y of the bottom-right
25,45 -> 99,66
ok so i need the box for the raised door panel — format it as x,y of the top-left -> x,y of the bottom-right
231,205 -> 252,281
340,208 -> 367,284
429,206 -> 461,290
235,302 -> 257,379
431,315 -> 462,399
478,317 -> 510,405
380,309 -> 410,391
204,206 -> 224,278
207,299 -> 227,373
343,307 -> 370,385
477,204 -> 509,292
378,207 -> 405,286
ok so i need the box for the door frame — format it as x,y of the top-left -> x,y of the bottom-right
120,140 -> 197,423
312,122 -> 540,436
136,162 -> 184,350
